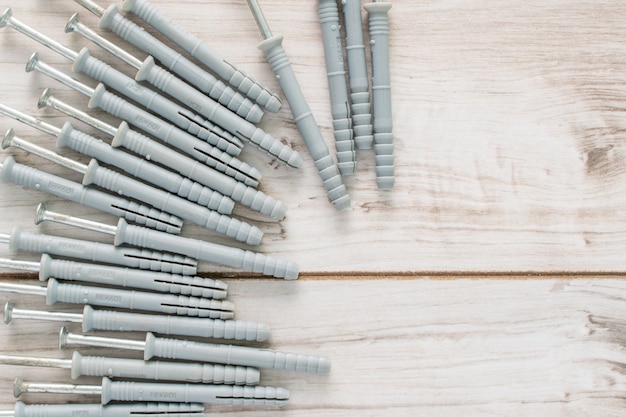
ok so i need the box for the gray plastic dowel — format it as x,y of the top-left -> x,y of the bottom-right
9,228 -> 197,275
57,123 -> 235,215
13,401 -> 205,417
98,6 -> 263,123
98,112 -> 287,220
111,122 -> 261,192
319,0 -> 356,175
82,159 -> 263,245
71,352 -> 256,384
39,78 -> 243,153
136,55 -> 263,126
46,279 -> 234,319
0,156 -> 182,234
115,219 -> 299,279
258,35 -> 351,210
102,378 -> 288,406
89,84 -> 262,187
38,89 -> 242,155
135,56 -> 263,125
82,305 -> 270,341
73,48 -> 245,156
122,0 -> 282,112
364,2 -> 394,189
88,64 -> 302,168
145,333 -> 331,374
112,123 -> 259,192
38,254 -> 227,299
66,12 -> 262,125
341,0 -> 373,149
179,111 -> 243,152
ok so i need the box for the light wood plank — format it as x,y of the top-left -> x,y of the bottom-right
0,278 -> 624,416
1,1 -> 626,273
0,3 -> 625,416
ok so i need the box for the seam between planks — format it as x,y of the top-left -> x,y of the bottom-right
1,271 -> 625,282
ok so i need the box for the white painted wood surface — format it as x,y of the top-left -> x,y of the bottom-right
0,2 -> 625,416
0,0 -> 625,273
0,278 -> 624,416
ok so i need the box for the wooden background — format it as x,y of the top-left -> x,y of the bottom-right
0,0 -> 625,416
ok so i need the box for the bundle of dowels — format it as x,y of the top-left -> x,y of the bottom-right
0,0 -> 360,414
319,0 -> 394,189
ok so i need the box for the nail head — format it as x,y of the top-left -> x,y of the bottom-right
65,13 -> 80,33
3,302 -> 13,324
38,89 -> 52,109
25,52 -> 39,73
0,8 -> 12,28
2,128 -> 14,150
34,203 -> 47,226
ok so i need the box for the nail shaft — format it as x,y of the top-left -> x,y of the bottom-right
14,377 -> 103,397
0,103 -> 61,137
2,129 -> 88,174
73,0 -> 106,18
60,327 -> 145,351
35,203 -> 117,236
0,355 -> 72,369
39,89 -> 117,137
26,52 -> 95,97
66,13 -> 142,69
0,354 -> 71,369
4,302 -> 83,325
0,282 -> 47,297
246,0 -> 273,39
0,259 -> 39,273
0,8 -> 78,61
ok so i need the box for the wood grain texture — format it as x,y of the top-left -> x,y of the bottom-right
0,278 -> 624,416
0,1 -> 625,273
0,3 -> 625,416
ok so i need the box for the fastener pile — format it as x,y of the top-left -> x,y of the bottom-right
0,0 -> 392,414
